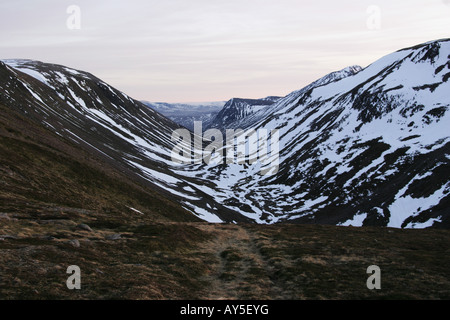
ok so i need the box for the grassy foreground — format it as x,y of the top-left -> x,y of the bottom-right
1,214 -> 449,300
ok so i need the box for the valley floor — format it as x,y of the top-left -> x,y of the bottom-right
1,206 -> 449,300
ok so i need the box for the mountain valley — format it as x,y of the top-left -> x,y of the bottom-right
1,39 -> 450,300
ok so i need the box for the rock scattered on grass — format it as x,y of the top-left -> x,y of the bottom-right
76,223 -> 93,232
68,239 -> 80,247
105,234 -> 121,240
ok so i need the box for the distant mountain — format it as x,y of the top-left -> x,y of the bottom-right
207,67 -> 362,132
142,101 -> 225,131
1,39 -> 449,228
0,59 -> 249,223
206,96 -> 282,130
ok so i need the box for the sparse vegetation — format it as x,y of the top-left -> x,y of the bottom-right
1,217 -> 450,299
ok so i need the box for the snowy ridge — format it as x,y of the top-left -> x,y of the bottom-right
0,59 -> 248,223
207,97 -> 282,130
178,39 -> 450,227
210,66 -> 363,132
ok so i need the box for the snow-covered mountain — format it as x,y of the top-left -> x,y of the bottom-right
192,40 -> 450,228
142,101 -> 225,131
0,59 -> 250,223
206,96 -> 282,130
1,38 -> 449,228
208,67 -> 363,132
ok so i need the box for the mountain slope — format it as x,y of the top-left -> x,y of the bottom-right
190,39 -> 450,228
0,59 -> 248,223
208,67 -> 362,132
207,96 -> 282,130
0,68 -> 198,223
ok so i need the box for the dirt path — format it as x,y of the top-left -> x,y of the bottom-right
195,223 -> 279,299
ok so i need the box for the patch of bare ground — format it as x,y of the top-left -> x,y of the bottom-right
195,223 -> 275,299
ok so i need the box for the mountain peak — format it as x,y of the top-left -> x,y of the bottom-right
207,97 -> 280,130
309,65 -> 362,88
341,65 -> 363,74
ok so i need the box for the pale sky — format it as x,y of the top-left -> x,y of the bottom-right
1,0 -> 449,102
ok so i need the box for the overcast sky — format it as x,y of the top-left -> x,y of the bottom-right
1,0 -> 449,102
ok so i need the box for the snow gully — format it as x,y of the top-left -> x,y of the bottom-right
171,121 -> 279,176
